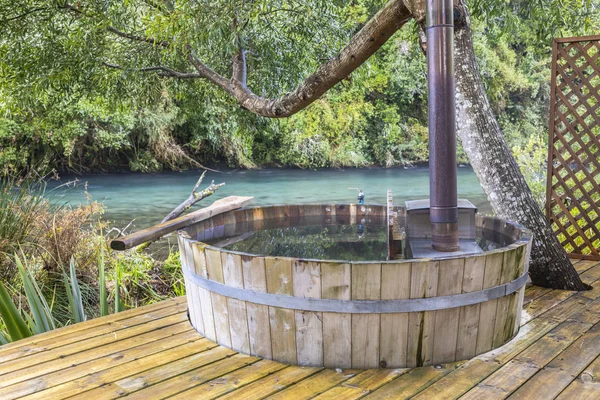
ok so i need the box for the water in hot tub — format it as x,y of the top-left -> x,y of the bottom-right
198,216 -> 506,262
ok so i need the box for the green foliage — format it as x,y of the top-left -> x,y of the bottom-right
0,280 -> 32,342
63,257 -> 87,324
99,249 -> 108,317
0,176 -> 48,264
114,259 -> 123,313
0,0 -> 598,178
14,254 -> 56,334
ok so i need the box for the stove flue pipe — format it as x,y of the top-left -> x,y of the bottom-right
427,0 -> 459,252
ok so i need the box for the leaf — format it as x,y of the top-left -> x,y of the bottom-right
99,249 -> 108,317
63,257 -> 86,324
0,281 -> 31,342
115,260 -> 123,314
15,254 -> 55,334
0,331 -> 9,345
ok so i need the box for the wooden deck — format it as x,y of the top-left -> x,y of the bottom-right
1,260 -> 600,399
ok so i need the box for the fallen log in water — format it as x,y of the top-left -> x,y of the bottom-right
110,196 -> 253,250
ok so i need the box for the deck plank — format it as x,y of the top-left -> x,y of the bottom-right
0,298 -> 186,364
506,320 -> 600,399
0,329 -> 203,400
168,360 -> 287,399
20,336 -> 219,400
264,369 -> 358,400
522,284 -> 551,305
311,368 -> 407,400
0,297 -> 185,355
69,347 -> 246,399
0,314 -> 190,387
216,365 -> 322,399
555,351 -> 600,400
362,362 -> 464,399
459,317 -> 599,399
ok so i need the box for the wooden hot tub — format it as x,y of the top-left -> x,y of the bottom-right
177,204 -> 531,369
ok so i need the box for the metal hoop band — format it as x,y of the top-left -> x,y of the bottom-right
182,267 -> 528,314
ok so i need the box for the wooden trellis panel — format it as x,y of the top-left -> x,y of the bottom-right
546,35 -> 600,260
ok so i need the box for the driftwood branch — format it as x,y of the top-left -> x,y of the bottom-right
127,171 -> 225,251
111,196 -> 252,251
161,171 -> 225,222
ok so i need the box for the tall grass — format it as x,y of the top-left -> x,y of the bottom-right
0,174 -> 186,344
0,176 -> 49,278
99,249 -> 108,317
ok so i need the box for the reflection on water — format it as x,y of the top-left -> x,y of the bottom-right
215,221 -> 387,262
198,216 -> 508,262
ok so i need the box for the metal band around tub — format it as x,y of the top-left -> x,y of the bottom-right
182,268 -> 529,314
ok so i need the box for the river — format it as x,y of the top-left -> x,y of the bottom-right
49,166 -> 490,231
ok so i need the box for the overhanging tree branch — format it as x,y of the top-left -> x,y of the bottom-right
0,7 -> 47,23
103,62 -> 201,79
107,26 -> 171,47
185,0 -> 412,117
102,0 -> 411,118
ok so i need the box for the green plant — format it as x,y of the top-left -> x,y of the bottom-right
114,259 -> 124,313
99,249 -> 108,317
0,281 -> 31,342
0,176 -> 49,274
63,257 -> 86,324
14,254 -> 55,334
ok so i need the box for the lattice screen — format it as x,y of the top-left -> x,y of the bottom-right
546,35 -> 600,260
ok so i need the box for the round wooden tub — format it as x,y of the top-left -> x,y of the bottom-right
177,204 -> 531,369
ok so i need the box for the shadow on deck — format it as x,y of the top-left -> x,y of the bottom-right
1,260 -> 600,399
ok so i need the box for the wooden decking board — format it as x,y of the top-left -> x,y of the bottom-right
555,351 -> 600,400
522,284 -> 552,305
459,318 -> 598,399
362,362 -> 465,399
21,337 -> 220,400
520,289 -> 577,324
574,260 -> 599,274
264,369 -> 359,400
122,353 -> 261,399
0,329 -> 202,400
0,312 -> 189,384
0,264 -> 599,399
168,360 -> 288,399
70,346 -> 242,399
507,320 -> 600,399
0,297 -> 185,358
311,368 -> 407,400
0,301 -> 188,373
215,365 -> 323,399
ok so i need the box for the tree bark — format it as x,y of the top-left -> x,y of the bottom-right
451,1 -> 588,290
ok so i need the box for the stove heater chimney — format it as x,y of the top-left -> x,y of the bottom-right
426,0 -> 458,251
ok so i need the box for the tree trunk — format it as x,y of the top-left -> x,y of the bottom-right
452,1 -> 589,290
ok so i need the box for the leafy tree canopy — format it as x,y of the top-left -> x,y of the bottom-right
0,0 -> 598,173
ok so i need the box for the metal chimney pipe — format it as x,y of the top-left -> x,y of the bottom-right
426,0 -> 459,251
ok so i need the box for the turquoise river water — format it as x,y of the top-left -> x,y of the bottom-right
49,166 -> 490,231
